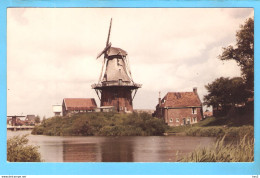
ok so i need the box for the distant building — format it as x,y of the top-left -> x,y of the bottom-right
153,88 -> 203,127
52,104 -> 62,116
25,115 -> 36,126
7,117 -> 12,126
7,116 -> 25,126
62,98 -> 97,116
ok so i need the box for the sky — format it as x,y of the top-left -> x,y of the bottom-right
7,8 -> 254,118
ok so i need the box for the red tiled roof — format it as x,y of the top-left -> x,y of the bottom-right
63,98 -> 97,111
161,92 -> 202,108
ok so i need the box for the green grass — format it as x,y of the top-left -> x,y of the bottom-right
184,125 -> 253,139
166,117 -> 225,133
178,135 -> 254,162
166,114 -> 254,139
32,112 -> 168,136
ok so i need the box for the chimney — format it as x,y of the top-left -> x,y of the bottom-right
193,87 -> 197,94
159,91 -> 162,107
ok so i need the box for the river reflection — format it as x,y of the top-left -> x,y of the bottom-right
7,130 -> 216,162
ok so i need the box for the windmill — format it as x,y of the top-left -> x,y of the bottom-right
92,18 -> 141,113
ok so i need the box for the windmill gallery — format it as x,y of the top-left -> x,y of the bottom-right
57,19 -> 203,127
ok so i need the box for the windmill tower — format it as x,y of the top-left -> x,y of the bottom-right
92,19 -> 141,113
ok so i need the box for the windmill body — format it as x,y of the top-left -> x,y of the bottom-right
92,19 -> 141,112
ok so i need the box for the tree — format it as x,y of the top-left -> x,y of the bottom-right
204,77 -> 250,112
7,134 -> 42,162
219,18 -> 254,91
35,115 -> 41,124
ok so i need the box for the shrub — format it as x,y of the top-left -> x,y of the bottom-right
7,134 -> 42,162
32,112 -> 167,136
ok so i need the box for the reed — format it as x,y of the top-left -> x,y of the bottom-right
179,135 -> 254,162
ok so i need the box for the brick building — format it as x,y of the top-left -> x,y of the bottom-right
62,98 -> 97,116
153,88 -> 203,127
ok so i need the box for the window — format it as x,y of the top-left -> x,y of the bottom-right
119,79 -> 122,85
176,118 -> 179,123
193,117 -> 197,123
183,118 -> 186,125
169,118 -> 173,122
192,108 -> 197,114
187,118 -> 191,124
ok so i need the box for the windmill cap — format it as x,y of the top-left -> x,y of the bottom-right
107,47 -> 127,57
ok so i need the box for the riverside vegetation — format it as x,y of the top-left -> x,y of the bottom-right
178,135 -> 254,162
32,112 -> 168,136
29,110 -> 253,162
169,107 -> 254,162
7,134 -> 42,162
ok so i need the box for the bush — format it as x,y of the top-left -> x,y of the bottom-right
32,112 -> 168,136
7,134 -> 42,162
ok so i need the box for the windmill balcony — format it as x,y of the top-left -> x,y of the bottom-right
91,81 -> 142,89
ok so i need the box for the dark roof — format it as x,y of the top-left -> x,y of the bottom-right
26,115 -> 36,121
161,92 -> 202,108
107,47 -> 127,56
63,98 -> 97,111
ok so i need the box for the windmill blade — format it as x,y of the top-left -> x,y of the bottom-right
98,58 -> 108,83
96,49 -> 105,59
96,18 -> 113,59
125,56 -> 134,82
96,43 -> 112,59
106,18 -> 112,47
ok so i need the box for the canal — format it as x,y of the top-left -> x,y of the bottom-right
7,130 -> 216,162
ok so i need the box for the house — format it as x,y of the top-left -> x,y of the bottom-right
62,98 -> 97,116
25,115 -> 36,126
153,88 -> 203,127
52,104 -> 62,116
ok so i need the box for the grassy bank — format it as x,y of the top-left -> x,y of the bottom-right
166,116 -> 253,140
32,112 -> 168,136
184,125 -> 253,139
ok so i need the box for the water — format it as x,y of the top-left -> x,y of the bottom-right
7,130 -> 216,162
